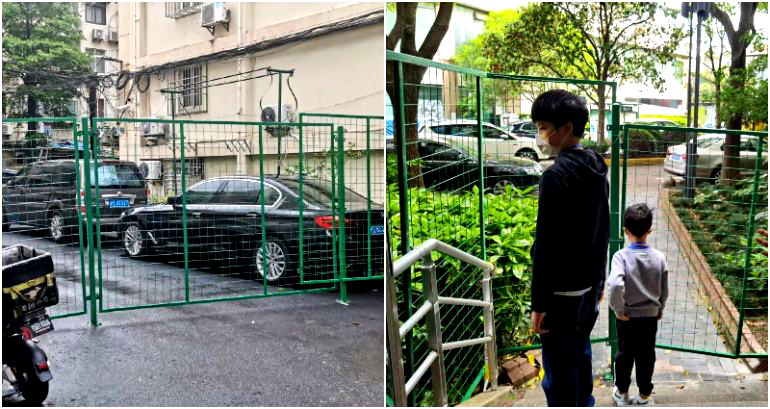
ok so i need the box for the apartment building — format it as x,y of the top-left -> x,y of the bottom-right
113,2 -> 385,201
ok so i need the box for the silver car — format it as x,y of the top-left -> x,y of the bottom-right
663,134 -> 767,182
418,119 -> 552,162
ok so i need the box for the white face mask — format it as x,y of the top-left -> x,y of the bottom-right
537,130 -> 565,156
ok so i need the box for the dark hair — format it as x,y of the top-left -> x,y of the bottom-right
531,89 -> 589,138
624,203 -> 653,237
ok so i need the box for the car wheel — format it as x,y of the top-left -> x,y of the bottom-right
254,239 -> 293,283
515,149 -> 539,162
122,222 -> 149,257
710,167 -> 722,184
492,178 -> 515,194
48,210 -> 69,243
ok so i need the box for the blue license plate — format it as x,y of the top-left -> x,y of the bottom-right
671,154 -> 681,161
109,199 -> 130,208
370,225 -> 384,236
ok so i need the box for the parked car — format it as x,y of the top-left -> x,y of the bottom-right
663,134 -> 768,182
2,159 -> 147,242
2,169 -> 18,185
117,176 -> 384,283
508,120 -> 537,136
418,120 -> 551,162
633,118 -> 680,127
386,138 -> 541,193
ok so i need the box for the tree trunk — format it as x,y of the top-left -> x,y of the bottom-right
26,94 -> 38,132
596,84 -> 606,145
386,2 -> 453,188
711,2 -> 758,185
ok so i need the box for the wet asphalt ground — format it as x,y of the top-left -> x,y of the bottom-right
2,228 -> 384,407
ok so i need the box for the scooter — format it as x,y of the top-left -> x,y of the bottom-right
2,244 -> 57,405
3,309 -> 54,404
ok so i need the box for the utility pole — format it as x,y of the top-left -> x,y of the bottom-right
88,77 -> 98,157
683,2 -> 710,199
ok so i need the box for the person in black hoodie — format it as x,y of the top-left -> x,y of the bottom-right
529,89 -> 610,407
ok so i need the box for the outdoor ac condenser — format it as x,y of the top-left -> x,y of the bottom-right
108,31 -> 118,43
200,2 -> 229,27
92,28 -> 104,41
139,160 -> 162,180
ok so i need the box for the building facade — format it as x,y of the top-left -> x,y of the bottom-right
113,2 -> 385,201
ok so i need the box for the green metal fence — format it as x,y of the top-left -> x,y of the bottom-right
2,117 -> 88,320
386,50 -> 768,406
3,115 -> 383,326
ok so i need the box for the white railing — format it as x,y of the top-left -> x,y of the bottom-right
387,238 -> 498,407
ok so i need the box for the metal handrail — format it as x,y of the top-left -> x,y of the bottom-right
387,239 -> 497,407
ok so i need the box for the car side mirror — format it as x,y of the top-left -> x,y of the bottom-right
167,196 -> 179,205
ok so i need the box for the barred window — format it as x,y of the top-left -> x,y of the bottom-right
85,48 -> 106,73
165,2 -> 202,18
85,3 -> 107,25
174,64 -> 207,114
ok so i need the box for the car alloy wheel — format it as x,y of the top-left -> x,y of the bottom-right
49,211 -> 63,242
255,241 -> 287,282
492,179 -> 514,195
123,223 -> 144,256
516,150 -> 538,161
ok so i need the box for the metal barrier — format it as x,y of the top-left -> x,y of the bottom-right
3,115 -> 383,326
1,117 -> 88,321
387,238 -> 497,407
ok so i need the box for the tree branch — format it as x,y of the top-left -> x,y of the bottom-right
710,4 -> 736,42
418,2 -> 453,59
386,12 -> 403,51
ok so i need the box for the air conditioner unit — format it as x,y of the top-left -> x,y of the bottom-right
92,28 -> 104,42
139,160 -> 162,180
201,2 -> 230,28
140,122 -> 167,137
108,31 -> 118,43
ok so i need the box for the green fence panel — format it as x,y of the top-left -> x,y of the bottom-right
620,124 -> 768,359
2,117 -> 88,320
87,117 -> 383,314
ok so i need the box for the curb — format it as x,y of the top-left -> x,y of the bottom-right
602,157 -> 665,166
660,189 -> 768,371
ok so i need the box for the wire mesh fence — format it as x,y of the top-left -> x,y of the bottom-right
3,115 -> 384,324
622,124 -> 768,357
2,118 -> 88,320
386,50 -> 768,406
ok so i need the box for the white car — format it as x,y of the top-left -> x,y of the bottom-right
663,134 -> 767,182
418,120 -> 552,162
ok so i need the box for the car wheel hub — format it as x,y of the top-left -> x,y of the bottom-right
50,214 -> 62,240
256,242 -> 286,281
124,225 -> 142,256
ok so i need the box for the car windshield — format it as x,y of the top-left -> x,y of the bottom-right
280,179 -> 374,207
91,164 -> 143,187
695,136 -> 724,148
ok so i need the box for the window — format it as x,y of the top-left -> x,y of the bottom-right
185,180 -> 225,204
421,142 -> 465,162
91,164 -> 143,188
85,3 -> 107,25
483,125 -> 506,139
220,180 -> 260,205
165,2 -> 202,18
175,64 -> 207,113
85,48 -> 106,73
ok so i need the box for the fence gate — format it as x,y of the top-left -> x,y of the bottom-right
2,117 -> 89,321
385,50 -> 768,406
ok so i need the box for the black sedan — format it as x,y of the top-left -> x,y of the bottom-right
117,176 -> 384,283
387,139 -> 542,193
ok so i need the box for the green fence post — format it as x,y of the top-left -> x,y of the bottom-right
734,132 -> 764,356
72,121 -> 88,317
91,118 -> 105,313
475,76 -> 487,260
180,123 -> 190,302
366,117 -> 372,277
608,102 -> 622,379
337,126 -> 348,304
259,125 -> 268,295
298,124 -> 305,282
621,126 -> 629,214
81,117 -> 99,326
393,59 -> 415,402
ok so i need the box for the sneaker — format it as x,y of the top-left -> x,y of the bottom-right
612,387 -> 631,406
631,394 -> 653,405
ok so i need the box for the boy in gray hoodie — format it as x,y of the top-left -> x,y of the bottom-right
608,203 -> 669,406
